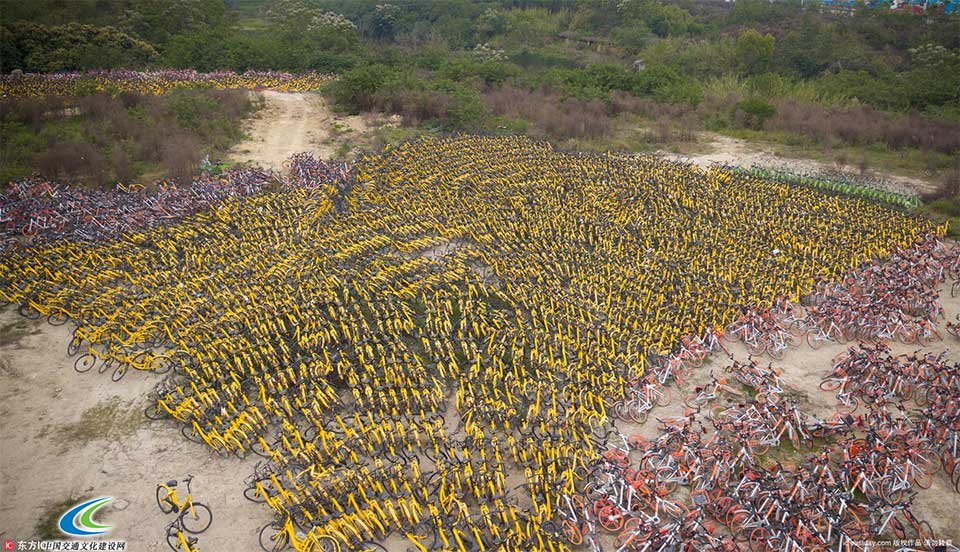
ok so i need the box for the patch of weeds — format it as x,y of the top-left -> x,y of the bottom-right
0,356 -> 19,377
334,142 -> 352,160
0,320 -> 40,348
34,495 -> 83,539
36,424 -> 51,440
59,396 -> 146,450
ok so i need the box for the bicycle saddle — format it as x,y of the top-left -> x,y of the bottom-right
167,480 -> 178,487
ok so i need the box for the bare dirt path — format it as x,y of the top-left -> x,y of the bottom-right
658,132 -> 939,197
227,90 -> 392,170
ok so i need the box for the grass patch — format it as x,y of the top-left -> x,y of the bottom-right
34,495 -> 83,539
0,319 -> 40,348
715,127 -> 956,180
919,197 -> 960,236
334,141 -> 352,160
370,126 -> 431,151
59,396 -> 146,450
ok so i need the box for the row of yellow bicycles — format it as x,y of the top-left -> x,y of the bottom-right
0,69 -> 334,97
0,136 -> 941,551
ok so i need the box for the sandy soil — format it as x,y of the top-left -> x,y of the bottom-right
658,133 -> 939,197
0,311 -> 272,549
227,91 -> 395,170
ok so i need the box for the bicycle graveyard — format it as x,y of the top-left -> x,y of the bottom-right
0,69 -> 334,98
2,135 -> 958,551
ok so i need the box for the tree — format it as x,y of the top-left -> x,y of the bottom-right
1,22 -> 158,72
735,29 -> 775,75
327,64 -> 392,112
734,97 -> 776,129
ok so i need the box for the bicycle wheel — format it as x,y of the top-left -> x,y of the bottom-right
180,502 -> 213,534
156,486 -> 175,514
111,363 -> 128,382
244,483 -> 266,503
314,535 -> 340,552
912,469 -> 933,489
258,523 -> 288,552
748,527 -> 769,552
836,397 -> 859,415
912,519 -> 933,541
746,340 -> 765,357
784,331 -> 802,347
656,386 -> 672,407
820,379 -> 843,392
182,424 -> 203,443
613,401 -> 631,421
18,303 -> 40,320
942,451 -> 957,477
768,344 -> 785,360
98,357 -> 113,375
806,332 -> 826,349
629,407 -> 649,425
47,310 -> 68,326
166,524 -> 182,551
66,336 -> 83,357
144,400 -> 167,421
561,520 -> 582,545
890,516 -> 907,540
74,353 -> 96,373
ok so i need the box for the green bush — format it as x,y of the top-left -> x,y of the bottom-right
1,22 -> 158,72
929,198 -> 960,217
734,97 -> 777,129
327,64 -> 393,113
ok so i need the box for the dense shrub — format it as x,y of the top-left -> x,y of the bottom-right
485,86 -> 611,140
769,101 -> 960,153
0,89 -> 254,186
0,22 -> 157,72
734,97 -> 777,130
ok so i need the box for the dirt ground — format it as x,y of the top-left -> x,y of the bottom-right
0,310 -> 273,549
658,133 -> 939,197
226,91 -> 396,170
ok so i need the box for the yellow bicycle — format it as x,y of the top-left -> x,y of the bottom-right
156,475 -> 213,534
166,518 -> 200,551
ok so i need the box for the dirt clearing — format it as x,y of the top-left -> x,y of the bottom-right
658,132 -> 939,197
227,91 -> 396,170
0,310 -> 270,550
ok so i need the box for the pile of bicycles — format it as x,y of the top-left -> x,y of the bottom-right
0,69 -> 334,97
734,165 -> 921,210
285,153 -> 353,191
0,155 -> 360,250
805,235 -> 950,345
0,136 -> 947,551
566,347 -> 957,551
724,236 -> 956,354
0,169 -> 278,249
